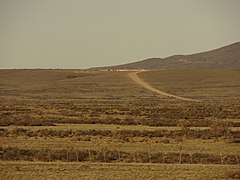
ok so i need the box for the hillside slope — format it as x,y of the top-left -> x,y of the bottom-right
97,42 -> 240,70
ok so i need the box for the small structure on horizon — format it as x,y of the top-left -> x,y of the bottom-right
100,68 -> 146,72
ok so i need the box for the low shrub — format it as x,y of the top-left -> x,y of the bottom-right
226,170 -> 240,179
0,146 -> 239,165
1,128 -> 240,140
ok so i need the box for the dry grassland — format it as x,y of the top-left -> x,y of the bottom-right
1,162 -> 240,180
0,69 -> 239,179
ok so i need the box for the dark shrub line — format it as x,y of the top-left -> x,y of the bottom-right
1,128 -> 240,140
1,116 -> 240,127
0,119 -> 55,126
0,146 -> 239,165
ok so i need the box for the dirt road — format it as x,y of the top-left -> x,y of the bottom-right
129,71 -> 199,102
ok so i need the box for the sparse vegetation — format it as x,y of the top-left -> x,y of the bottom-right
226,170 -> 240,179
0,146 -> 239,165
0,69 -> 239,179
1,127 -> 240,140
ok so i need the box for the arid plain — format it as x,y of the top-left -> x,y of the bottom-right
0,69 -> 240,179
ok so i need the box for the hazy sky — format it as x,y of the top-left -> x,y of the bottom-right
1,0 -> 240,69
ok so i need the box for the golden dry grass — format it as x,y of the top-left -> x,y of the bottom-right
0,69 -> 240,179
2,123 -> 240,131
1,136 -> 239,155
139,69 -> 240,100
1,161 -> 239,180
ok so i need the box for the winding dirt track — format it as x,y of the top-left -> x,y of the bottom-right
129,71 -> 199,102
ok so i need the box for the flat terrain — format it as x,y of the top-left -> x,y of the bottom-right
129,71 -> 199,101
1,162 -> 239,180
0,69 -> 240,179
139,69 -> 240,100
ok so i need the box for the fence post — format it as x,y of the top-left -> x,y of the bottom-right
66,149 -> 69,162
33,149 -> 36,161
88,149 -> 92,162
48,150 -> 51,162
103,149 -> 106,163
205,153 -> 208,164
118,150 -> 121,163
236,153 -> 239,165
148,150 -> 152,164
133,152 -> 136,163
17,147 -> 20,160
75,149 -> 79,162
220,153 -> 223,164
162,152 -> 165,164
179,146 -> 182,164
189,153 -> 193,164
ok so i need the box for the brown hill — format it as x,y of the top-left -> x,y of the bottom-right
97,42 -> 240,70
